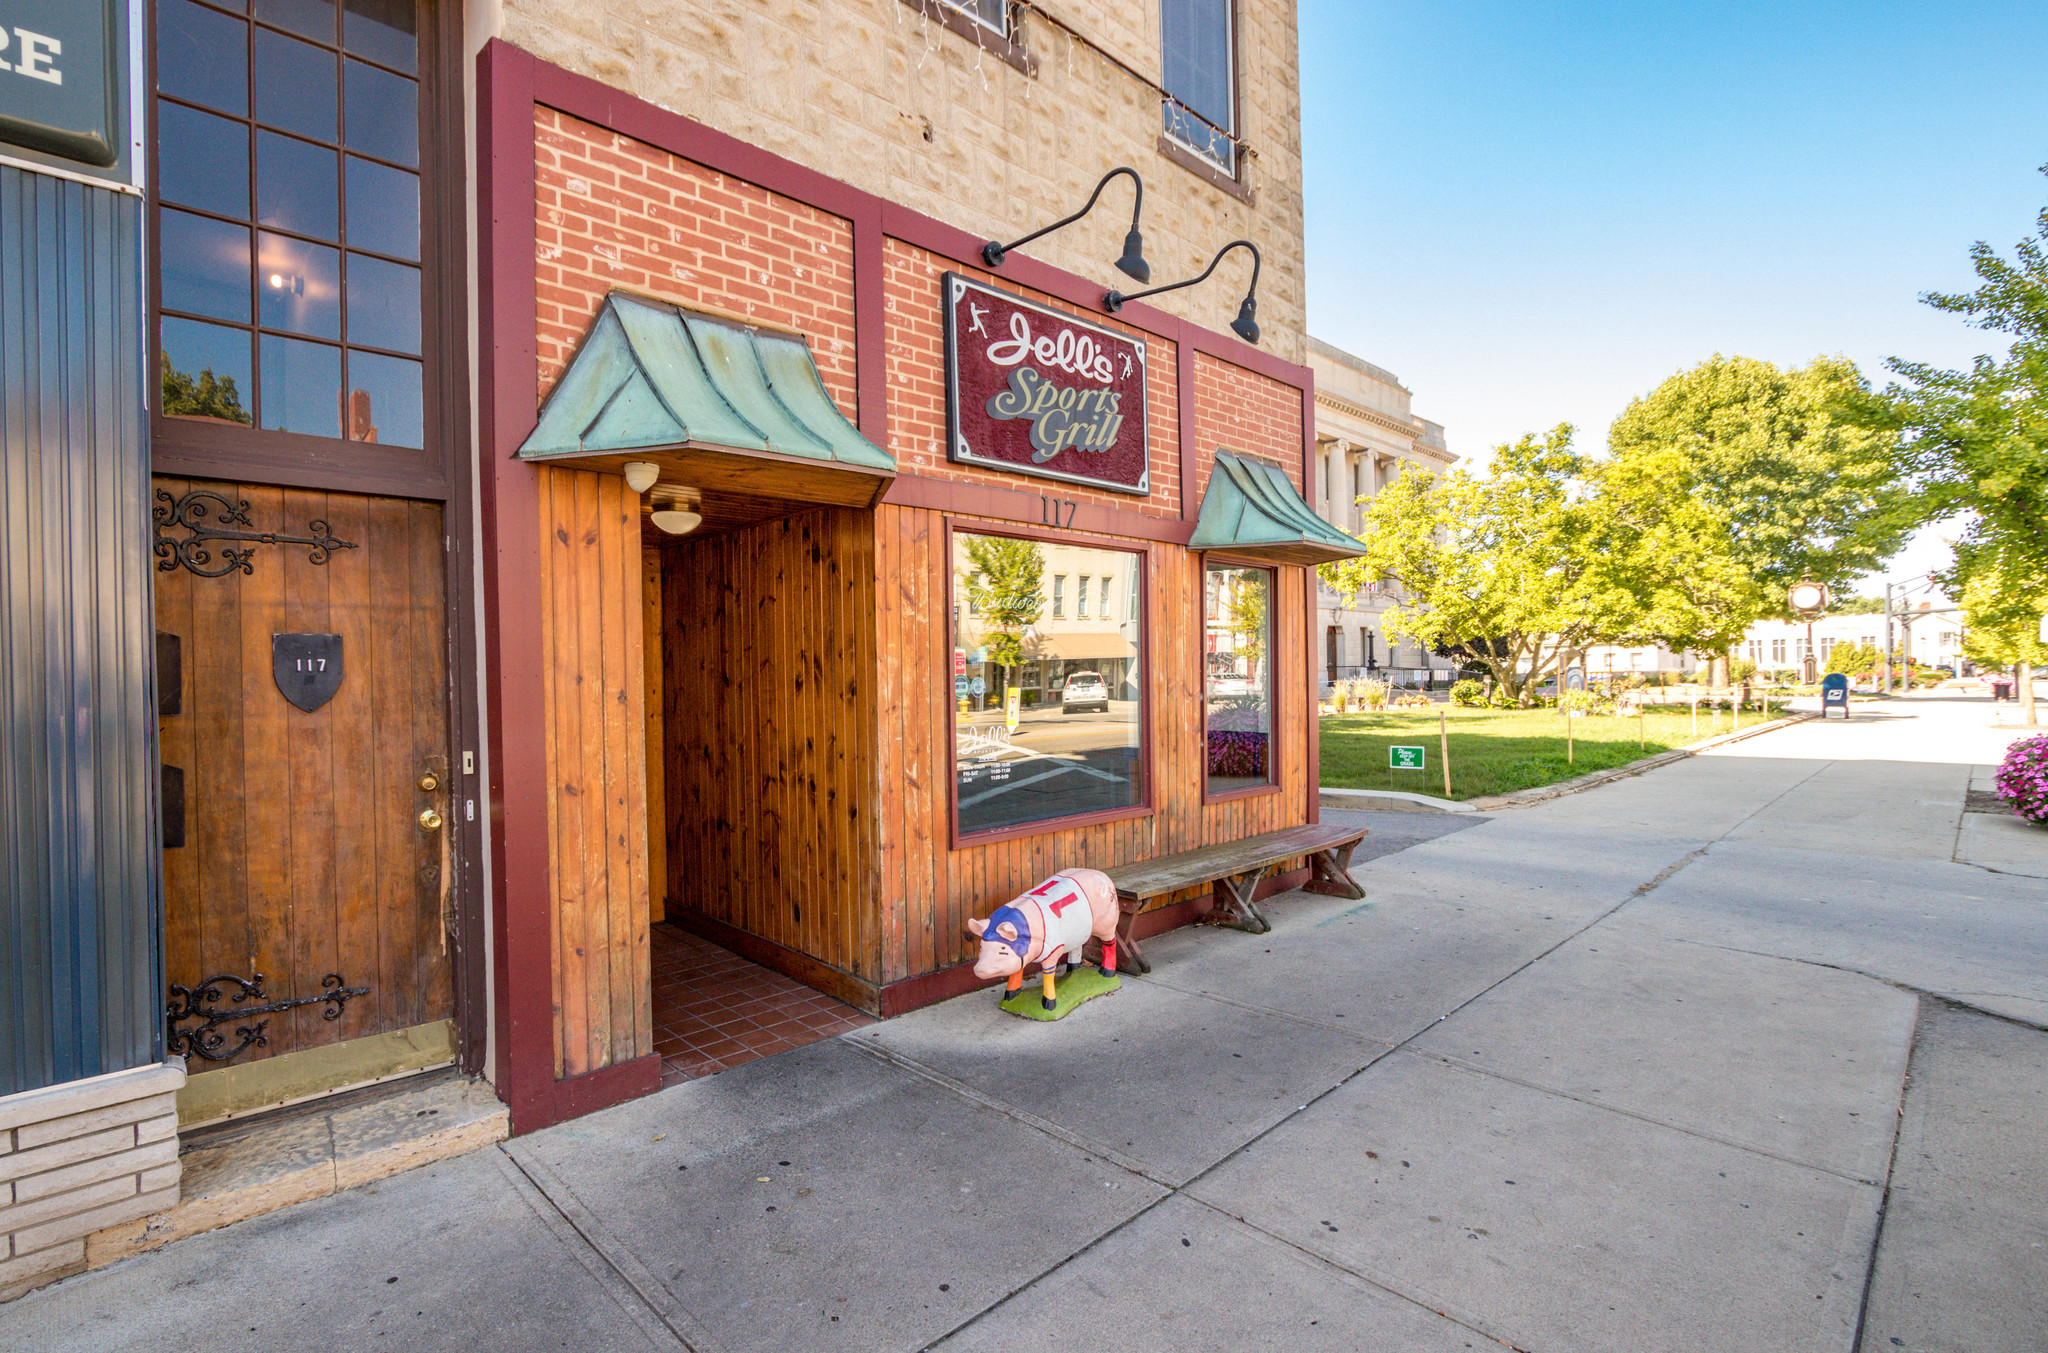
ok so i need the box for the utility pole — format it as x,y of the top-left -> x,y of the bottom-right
1881,582 -> 1893,693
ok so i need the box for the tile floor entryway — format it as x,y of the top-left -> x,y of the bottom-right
651,923 -> 875,1087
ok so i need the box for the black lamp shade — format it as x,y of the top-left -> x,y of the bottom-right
1116,228 -> 1150,284
1230,295 -> 1259,345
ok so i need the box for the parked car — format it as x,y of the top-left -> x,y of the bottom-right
1061,671 -> 1109,713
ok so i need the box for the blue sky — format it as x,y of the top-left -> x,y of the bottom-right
1299,1 -> 2048,588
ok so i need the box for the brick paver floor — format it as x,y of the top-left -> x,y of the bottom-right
650,923 -> 875,1087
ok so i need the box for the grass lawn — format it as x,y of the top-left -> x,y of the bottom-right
1319,705 -> 1757,801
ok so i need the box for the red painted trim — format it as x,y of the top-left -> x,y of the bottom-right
884,471 -> 1194,546
547,1055 -> 664,1125
1300,379 -> 1320,826
941,516 -> 1155,852
479,40 -> 659,1137
874,865 -> 1309,1016
852,198 -> 889,446
1177,343 -> 1200,519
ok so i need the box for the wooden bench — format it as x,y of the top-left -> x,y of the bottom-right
1099,823 -> 1367,973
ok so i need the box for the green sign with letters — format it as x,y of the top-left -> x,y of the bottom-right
1389,745 -> 1425,770
0,1 -> 123,168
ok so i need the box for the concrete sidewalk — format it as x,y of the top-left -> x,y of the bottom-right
6,699 -> 2043,1352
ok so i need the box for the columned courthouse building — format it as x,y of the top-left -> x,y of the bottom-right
1,0 -> 1360,1296
1306,336 -> 1457,688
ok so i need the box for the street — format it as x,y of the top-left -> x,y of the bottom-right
7,696 -> 2043,1352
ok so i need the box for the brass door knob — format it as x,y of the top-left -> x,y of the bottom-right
418,772 -> 441,792
418,807 -> 444,832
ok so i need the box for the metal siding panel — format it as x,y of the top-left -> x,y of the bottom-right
0,167 -> 158,1097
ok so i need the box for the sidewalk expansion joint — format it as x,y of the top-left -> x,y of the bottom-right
1396,1047 -> 1884,1186
845,1038 -> 1175,1187
1848,994 -> 1920,1353
1600,927 -> 2048,1034
500,1146 -> 730,1353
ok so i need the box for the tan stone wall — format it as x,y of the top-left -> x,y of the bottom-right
0,1061 -> 184,1301
493,0 -> 1307,362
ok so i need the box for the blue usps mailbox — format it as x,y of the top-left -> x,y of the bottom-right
1820,672 -> 1849,719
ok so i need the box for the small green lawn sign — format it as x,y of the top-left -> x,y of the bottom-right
1389,745 -> 1425,770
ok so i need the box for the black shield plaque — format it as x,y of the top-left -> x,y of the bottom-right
273,633 -> 344,712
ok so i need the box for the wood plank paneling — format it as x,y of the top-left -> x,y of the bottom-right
536,466 -> 652,1078
662,507 -> 882,986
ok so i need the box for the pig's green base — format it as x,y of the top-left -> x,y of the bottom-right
998,968 -> 1122,1021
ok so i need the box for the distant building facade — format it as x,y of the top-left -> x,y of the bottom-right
1740,610 -> 1965,677
1307,337 -> 1458,688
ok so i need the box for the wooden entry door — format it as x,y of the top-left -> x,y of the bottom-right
155,478 -> 454,1092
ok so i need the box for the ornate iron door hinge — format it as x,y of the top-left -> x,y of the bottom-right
166,973 -> 372,1062
154,488 -> 358,578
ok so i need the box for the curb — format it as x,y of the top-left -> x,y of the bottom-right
1318,788 -> 1479,815
1467,711 -> 1817,810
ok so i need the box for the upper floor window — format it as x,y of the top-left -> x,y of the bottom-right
153,0 -> 425,448
1077,575 -> 1091,619
1161,0 -> 1236,175
938,0 -> 1007,38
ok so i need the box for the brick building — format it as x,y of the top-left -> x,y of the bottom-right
2,0 -> 1348,1298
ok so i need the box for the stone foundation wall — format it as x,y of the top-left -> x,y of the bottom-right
0,1061 -> 185,1301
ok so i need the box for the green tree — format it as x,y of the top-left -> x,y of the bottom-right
962,535 -> 1043,690
1887,169 -> 2048,601
1607,354 -> 1910,611
1834,594 -> 1886,614
1322,425 -> 1759,705
160,353 -> 251,424
1959,563 -> 2046,726
1825,641 -> 1880,675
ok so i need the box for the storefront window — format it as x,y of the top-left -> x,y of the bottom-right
1204,562 -> 1272,794
953,531 -> 1144,837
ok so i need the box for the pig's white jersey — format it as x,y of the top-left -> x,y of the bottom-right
1014,871 -> 1099,967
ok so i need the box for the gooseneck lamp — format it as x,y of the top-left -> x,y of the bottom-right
1102,239 -> 1261,345
982,167 -> 1150,284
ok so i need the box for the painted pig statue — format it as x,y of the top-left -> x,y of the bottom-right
967,869 -> 1121,1010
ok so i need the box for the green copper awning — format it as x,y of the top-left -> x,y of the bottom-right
1188,451 -> 1367,565
517,292 -> 893,507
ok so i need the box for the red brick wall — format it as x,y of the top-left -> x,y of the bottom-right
533,108 -> 858,419
883,240 -> 1183,521
1191,351 -> 1306,503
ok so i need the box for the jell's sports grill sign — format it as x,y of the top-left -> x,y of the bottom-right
943,272 -> 1150,495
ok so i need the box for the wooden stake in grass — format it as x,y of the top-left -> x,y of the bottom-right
1566,705 -> 1574,765
1638,706 -> 1645,750
1439,708 -> 1452,798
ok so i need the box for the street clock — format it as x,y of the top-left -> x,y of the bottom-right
1788,581 -> 1829,617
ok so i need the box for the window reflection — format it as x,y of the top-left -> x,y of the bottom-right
951,531 -> 1144,836
254,29 -> 338,143
155,0 -> 426,452
256,131 -> 340,240
161,318 -> 253,424
1204,564 -> 1272,792
345,351 -> 422,447
158,104 -> 250,211
257,0 -> 337,42
343,0 -> 417,74
344,155 -> 419,259
257,233 -> 341,339
344,60 -> 418,166
160,210 -> 251,323
259,333 -> 341,437
158,0 -> 248,115
344,253 -> 420,353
